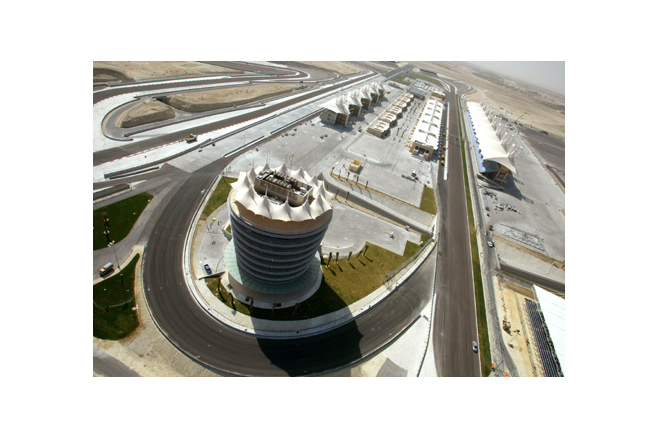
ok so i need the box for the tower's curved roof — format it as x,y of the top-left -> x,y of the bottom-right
230,165 -> 332,223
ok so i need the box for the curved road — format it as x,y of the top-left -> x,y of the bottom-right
95,62 -> 450,376
140,155 -> 436,376
93,71 -> 377,166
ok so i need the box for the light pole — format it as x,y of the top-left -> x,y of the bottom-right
108,241 -> 128,308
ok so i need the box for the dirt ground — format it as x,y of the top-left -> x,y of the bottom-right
494,275 -> 544,377
93,246 -> 220,377
297,61 -> 364,75
118,100 -> 176,128
166,83 -> 302,113
93,61 -> 242,82
409,62 -> 565,139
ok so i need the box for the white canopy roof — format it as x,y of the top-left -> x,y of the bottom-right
466,101 -> 517,174
319,96 -> 351,115
357,86 -> 372,100
346,90 -> 362,106
231,166 -> 332,222
410,96 -> 443,150
534,286 -> 565,375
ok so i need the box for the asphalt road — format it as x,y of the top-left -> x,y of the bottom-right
431,83 -> 480,377
499,262 -> 565,293
93,348 -> 140,377
517,125 -> 565,171
141,155 -> 436,375
93,72 -> 377,166
95,63 -> 436,376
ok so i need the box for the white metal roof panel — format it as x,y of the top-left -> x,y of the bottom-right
466,102 -> 516,174
534,286 -> 565,375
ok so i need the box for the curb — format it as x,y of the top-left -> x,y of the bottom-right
182,177 -> 438,339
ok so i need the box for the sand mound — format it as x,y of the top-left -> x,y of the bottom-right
93,61 -> 242,82
298,61 -> 363,75
165,83 -> 303,113
118,101 -> 176,128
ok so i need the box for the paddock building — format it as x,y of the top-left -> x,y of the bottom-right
406,92 -> 445,160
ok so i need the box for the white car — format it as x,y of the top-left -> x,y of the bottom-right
472,341 -> 478,353
487,241 -> 494,248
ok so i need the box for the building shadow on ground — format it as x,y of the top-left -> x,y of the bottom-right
255,277 -> 363,376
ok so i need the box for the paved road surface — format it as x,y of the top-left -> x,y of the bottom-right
499,262 -> 565,293
93,72 -> 376,166
517,125 -> 565,171
432,83 -> 480,377
139,153 -> 436,376
93,348 -> 141,377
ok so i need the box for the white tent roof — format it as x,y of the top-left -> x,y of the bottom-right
231,167 -> 331,222
358,86 -> 372,100
319,96 -> 350,115
346,90 -> 362,106
466,101 -> 517,174
534,286 -> 565,375
410,96 -> 443,150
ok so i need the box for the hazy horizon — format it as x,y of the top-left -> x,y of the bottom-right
464,61 -> 565,96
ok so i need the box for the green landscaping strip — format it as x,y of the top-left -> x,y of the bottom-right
93,193 -> 153,250
93,254 -> 140,340
201,177 -> 237,220
206,240 -> 422,321
457,96 -> 492,377
420,185 -> 438,215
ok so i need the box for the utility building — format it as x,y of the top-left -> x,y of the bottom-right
367,119 -> 391,138
224,164 -> 333,308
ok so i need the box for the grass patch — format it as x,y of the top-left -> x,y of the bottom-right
457,96 -> 491,376
226,225 -> 231,233
409,72 -> 444,89
420,185 -> 437,215
392,73 -> 444,89
93,254 -> 140,340
201,177 -> 237,221
93,193 -> 152,250
391,75 -> 411,85
206,241 -> 423,321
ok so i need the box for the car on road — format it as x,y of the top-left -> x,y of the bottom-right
472,341 -> 478,353
487,241 -> 494,248
204,264 -> 212,275
540,130 -> 548,135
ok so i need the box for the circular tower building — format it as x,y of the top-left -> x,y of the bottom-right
223,163 -> 332,308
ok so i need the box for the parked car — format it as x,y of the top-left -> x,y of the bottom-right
204,264 -> 212,275
487,241 -> 494,248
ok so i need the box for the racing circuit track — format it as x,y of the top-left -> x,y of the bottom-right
141,157 -> 437,376
94,62 -> 433,376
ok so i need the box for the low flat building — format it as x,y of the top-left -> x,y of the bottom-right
406,95 -> 444,160
367,119 -> 391,138
381,111 -> 397,127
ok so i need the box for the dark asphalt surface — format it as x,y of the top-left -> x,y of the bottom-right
93,72 -> 376,167
517,125 -> 565,171
93,348 -> 141,377
94,62 -> 443,376
431,83 -> 480,377
141,155 -> 436,375
499,262 -> 565,293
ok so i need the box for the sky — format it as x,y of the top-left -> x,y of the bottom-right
466,61 -> 565,95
